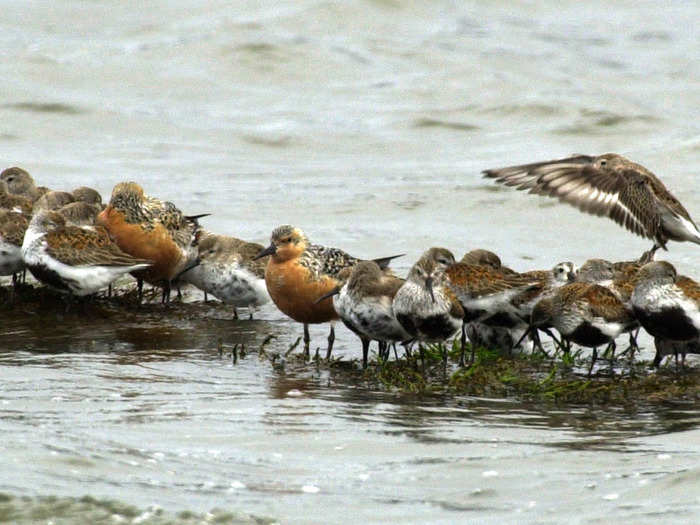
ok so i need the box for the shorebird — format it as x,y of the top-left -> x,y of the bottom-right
631,261 -> 700,343
0,210 -> 29,285
255,224 -> 401,358
180,232 -> 270,319
0,181 -> 33,215
575,258 -> 643,356
0,166 -> 42,201
483,153 -> 700,258
652,337 -> 699,369
530,282 -> 637,375
393,247 -> 464,359
317,260 -> 411,368
21,210 -> 152,296
96,182 -> 204,303
71,186 -> 103,207
445,260 -> 574,360
33,190 -> 74,211
57,201 -> 102,227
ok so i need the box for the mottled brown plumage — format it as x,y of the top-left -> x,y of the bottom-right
0,210 -> 29,247
57,201 -> 102,227
71,186 -> 103,206
22,210 -> 152,296
97,181 -> 202,296
33,190 -> 75,211
0,166 -> 40,201
256,224 -> 401,356
484,153 -> 700,253
0,180 -> 33,214
531,281 -> 635,369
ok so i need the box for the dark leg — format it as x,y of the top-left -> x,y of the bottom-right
459,322 -> 467,367
303,323 -> 310,357
326,323 -> 335,360
233,307 -> 239,320
137,278 -> 144,304
588,347 -> 598,377
161,281 -> 171,304
204,291 -> 208,302
362,338 -> 370,369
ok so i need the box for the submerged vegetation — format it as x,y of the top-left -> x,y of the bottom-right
2,281 -> 698,407
259,338 -> 700,406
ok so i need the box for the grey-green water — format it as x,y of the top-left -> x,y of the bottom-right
1,1 -> 699,523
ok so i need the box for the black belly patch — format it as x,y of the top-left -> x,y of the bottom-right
28,263 -> 73,292
417,314 -> 458,341
635,306 -> 697,341
568,322 -> 610,348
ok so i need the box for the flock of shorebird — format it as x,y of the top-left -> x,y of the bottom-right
1,153 -> 700,373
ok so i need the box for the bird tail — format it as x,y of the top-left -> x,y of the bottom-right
372,254 -> 404,270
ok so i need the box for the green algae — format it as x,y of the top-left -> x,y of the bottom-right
264,339 -> 700,406
0,493 -> 275,525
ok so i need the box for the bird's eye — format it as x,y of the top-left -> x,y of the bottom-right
7,176 -> 14,182
600,160 -> 607,167
438,258 -> 450,266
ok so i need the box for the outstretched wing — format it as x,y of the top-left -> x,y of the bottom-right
483,155 -> 658,241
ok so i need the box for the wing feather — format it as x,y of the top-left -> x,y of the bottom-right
483,155 -> 658,241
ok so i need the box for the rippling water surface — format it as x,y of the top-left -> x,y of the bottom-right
1,1 -> 699,523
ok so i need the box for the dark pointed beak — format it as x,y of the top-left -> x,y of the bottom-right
253,244 -> 276,260
567,271 -> 576,282
314,286 -> 340,305
425,276 -> 435,303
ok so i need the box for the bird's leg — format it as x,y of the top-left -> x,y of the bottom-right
161,280 -> 173,304
459,322 -> 467,367
606,340 -> 617,370
588,347 -> 598,377
303,323 -> 310,357
361,338 -> 370,369
639,244 -> 659,263
204,290 -> 208,302
232,307 -> 239,320
326,322 -> 335,360
392,343 -> 399,361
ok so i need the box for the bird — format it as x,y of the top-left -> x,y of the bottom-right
392,247 -> 464,360
0,210 -> 29,285
652,337 -> 699,369
57,201 -> 102,227
576,258 -> 615,285
21,210 -> 152,296
316,260 -> 411,368
179,232 -> 270,319
0,180 -> 33,215
96,182 -> 205,303
0,166 -> 42,201
254,224 -> 401,359
33,190 -> 74,211
530,282 -> 638,376
459,248 -> 517,274
483,153 -> 700,259
71,186 -> 103,207
445,260 -> 575,361
631,261 -> 700,343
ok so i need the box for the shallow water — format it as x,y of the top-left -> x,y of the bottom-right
1,1 -> 699,523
